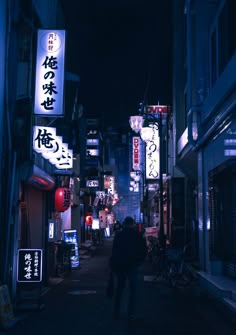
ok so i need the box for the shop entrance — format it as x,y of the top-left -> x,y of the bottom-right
209,162 -> 236,278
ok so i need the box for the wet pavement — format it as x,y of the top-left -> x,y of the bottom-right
3,237 -> 236,335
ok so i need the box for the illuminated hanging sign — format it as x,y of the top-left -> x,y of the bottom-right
34,30 -> 65,116
107,176 -> 115,196
86,180 -> 99,187
145,105 -> 168,117
49,143 -> 73,169
146,125 -> 160,179
132,137 -> 140,170
96,191 -> 105,199
17,249 -> 43,282
86,139 -> 99,145
33,126 -> 58,154
104,176 -> 111,189
33,126 -> 73,169
86,149 -> 99,157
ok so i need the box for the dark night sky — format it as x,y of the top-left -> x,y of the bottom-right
62,0 -> 173,126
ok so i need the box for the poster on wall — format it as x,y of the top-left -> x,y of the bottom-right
63,230 -> 80,268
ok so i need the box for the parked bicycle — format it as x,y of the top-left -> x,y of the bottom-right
153,243 -> 196,289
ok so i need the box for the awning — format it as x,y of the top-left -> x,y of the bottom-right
27,165 -> 55,190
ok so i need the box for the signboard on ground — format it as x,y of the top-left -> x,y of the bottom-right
63,229 -> 80,268
17,249 -> 43,283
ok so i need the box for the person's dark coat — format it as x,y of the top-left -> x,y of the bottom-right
110,226 -> 147,273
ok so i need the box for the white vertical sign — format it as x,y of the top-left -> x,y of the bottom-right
34,30 -> 65,116
145,125 -> 160,179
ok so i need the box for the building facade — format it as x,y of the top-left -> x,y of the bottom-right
0,0 -> 82,303
172,0 -> 236,281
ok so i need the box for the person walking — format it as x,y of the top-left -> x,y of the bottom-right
113,220 -> 122,235
109,216 -> 147,322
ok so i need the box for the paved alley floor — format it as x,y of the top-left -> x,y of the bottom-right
3,238 -> 236,335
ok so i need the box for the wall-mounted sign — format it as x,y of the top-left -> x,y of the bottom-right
86,180 -> 99,187
48,220 -> 55,240
33,126 -> 57,153
107,176 -> 115,196
33,126 -> 73,169
96,191 -> 105,199
48,219 -> 61,241
86,139 -> 99,146
104,176 -> 111,189
86,149 -> 99,157
146,125 -> 160,180
92,218 -> 100,230
145,105 -> 168,117
99,210 -> 107,228
17,249 -> 43,282
132,137 -> 140,170
34,30 -> 65,116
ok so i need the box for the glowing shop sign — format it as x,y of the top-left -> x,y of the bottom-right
33,126 -> 73,169
145,125 -> 160,179
133,137 -> 140,170
17,249 -> 43,282
34,30 -> 65,116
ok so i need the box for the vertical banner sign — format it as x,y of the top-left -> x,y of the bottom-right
17,249 -> 43,282
34,30 -> 65,116
146,125 -> 160,179
133,137 -> 140,170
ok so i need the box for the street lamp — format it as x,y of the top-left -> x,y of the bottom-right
129,116 -> 144,133
129,105 -> 168,248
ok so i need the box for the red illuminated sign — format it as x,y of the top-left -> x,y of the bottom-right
145,105 -> 168,115
133,137 -> 140,170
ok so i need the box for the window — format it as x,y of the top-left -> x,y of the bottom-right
218,3 -> 228,74
18,27 -> 32,62
210,0 -> 236,85
227,0 -> 236,60
211,29 -> 217,86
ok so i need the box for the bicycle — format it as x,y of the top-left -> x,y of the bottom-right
166,245 -> 193,288
153,243 -> 195,289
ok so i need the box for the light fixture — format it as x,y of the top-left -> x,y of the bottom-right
134,174 -> 141,182
140,126 -> 153,142
129,115 -> 144,133
130,171 -> 136,179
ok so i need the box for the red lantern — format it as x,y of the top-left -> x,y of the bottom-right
85,214 -> 93,226
55,187 -> 71,212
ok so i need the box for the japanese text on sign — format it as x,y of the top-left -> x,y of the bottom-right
17,249 -> 43,282
34,30 -> 65,116
33,126 -> 73,169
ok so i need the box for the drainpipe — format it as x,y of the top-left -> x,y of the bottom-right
186,0 -> 192,114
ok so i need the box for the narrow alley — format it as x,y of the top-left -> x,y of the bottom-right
4,237 -> 236,335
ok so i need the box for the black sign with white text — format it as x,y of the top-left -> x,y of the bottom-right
17,249 -> 43,283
